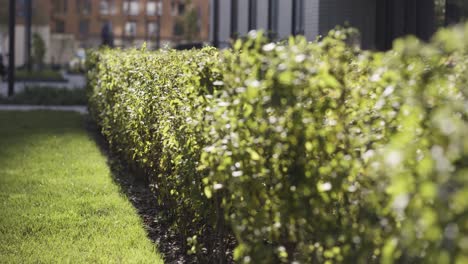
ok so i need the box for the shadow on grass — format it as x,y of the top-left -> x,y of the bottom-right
84,117 -> 194,264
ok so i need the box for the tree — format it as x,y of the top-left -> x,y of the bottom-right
32,33 -> 45,67
183,6 -> 199,42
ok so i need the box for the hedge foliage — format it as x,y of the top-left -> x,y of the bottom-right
87,46 -> 224,262
87,24 -> 468,263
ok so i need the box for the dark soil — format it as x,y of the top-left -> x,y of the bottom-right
85,117 -> 236,264
85,118 -> 194,264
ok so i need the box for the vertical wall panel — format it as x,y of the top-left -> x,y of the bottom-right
305,0 -> 320,40
257,0 -> 269,31
277,0 -> 292,38
209,0 -> 213,43
238,0 -> 249,35
318,0 -> 376,48
219,0 -> 231,46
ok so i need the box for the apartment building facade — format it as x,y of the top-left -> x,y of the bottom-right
51,0 -> 210,48
1,0 -> 210,66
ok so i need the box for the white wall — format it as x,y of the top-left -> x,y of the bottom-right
34,26 -> 51,64
50,34 -> 77,65
15,26 -> 25,66
1,25 -> 51,67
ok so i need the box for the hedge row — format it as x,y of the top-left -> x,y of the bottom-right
87,24 -> 468,263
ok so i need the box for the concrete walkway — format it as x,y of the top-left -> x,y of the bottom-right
0,105 -> 87,114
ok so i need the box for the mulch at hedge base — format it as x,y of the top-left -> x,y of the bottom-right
86,119 -> 235,264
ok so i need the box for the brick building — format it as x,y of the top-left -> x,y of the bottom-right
50,0 -> 210,48
1,0 -> 210,66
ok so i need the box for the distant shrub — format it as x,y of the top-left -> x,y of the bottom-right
15,69 -> 65,82
32,33 -> 46,67
87,24 -> 468,263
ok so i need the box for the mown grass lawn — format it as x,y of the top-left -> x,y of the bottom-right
0,111 -> 163,263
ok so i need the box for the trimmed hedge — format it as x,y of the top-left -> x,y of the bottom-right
87,24 -> 468,264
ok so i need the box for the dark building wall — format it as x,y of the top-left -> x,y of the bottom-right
375,0 -> 436,50
446,0 -> 468,25
318,0 -> 376,49
212,0 -> 446,51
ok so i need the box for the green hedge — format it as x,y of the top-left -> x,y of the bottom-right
87,24 -> 468,264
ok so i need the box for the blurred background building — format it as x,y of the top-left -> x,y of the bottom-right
1,0 -> 467,68
0,0 -> 210,67
210,0 -> 468,49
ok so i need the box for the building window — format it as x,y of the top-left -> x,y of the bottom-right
171,0 -> 177,16
100,0 -> 116,15
147,22 -> 159,36
123,0 -> 140,16
53,0 -> 68,13
125,21 -> 137,37
147,1 -> 156,16
178,3 -> 185,14
77,0 -> 91,15
147,1 -> 163,16
16,0 -> 26,17
79,20 -> 89,36
55,20 -> 65,33
173,20 -> 184,36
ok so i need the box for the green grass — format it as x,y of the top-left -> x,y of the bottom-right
0,87 -> 87,105
0,111 -> 163,263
